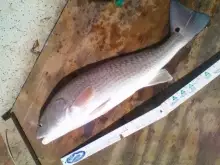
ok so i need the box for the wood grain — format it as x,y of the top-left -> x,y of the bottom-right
12,0 -> 220,165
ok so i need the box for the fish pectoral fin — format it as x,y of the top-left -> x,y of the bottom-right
74,86 -> 95,107
89,98 -> 111,116
147,69 -> 173,86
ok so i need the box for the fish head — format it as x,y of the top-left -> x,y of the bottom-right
36,86 -> 96,144
36,98 -> 72,144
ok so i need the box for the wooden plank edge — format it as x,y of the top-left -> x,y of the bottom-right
10,112 -> 42,165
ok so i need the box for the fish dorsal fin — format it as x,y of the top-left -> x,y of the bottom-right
89,98 -> 110,116
74,87 -> 95,107
147,69 -> 173,86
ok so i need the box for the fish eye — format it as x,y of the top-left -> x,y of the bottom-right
38,123 -> 43,127
175,27 -> 180,33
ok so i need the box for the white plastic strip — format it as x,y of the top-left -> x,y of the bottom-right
61,58 -> 220,165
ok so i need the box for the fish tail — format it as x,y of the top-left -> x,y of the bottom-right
170,0 -> 210,40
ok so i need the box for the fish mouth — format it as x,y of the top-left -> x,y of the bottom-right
36,134 -> 51,145
36,130 -> 50,145
36,134 -> 45,140
36,121 -> 78,145
42,137 -> 50,145
36,128 -> 47,140
40,134 -> 58,145
36,129 -> 59,145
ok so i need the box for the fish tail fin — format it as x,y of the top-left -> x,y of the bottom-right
170,0 -> 210,39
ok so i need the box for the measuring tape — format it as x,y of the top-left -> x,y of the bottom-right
61,52 -> 220,165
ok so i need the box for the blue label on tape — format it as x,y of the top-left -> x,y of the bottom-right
66,151 -> 86,164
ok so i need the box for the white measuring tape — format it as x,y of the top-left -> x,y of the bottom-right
61,56 -> 220,165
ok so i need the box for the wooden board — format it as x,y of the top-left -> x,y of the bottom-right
12,0 -> 220,165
